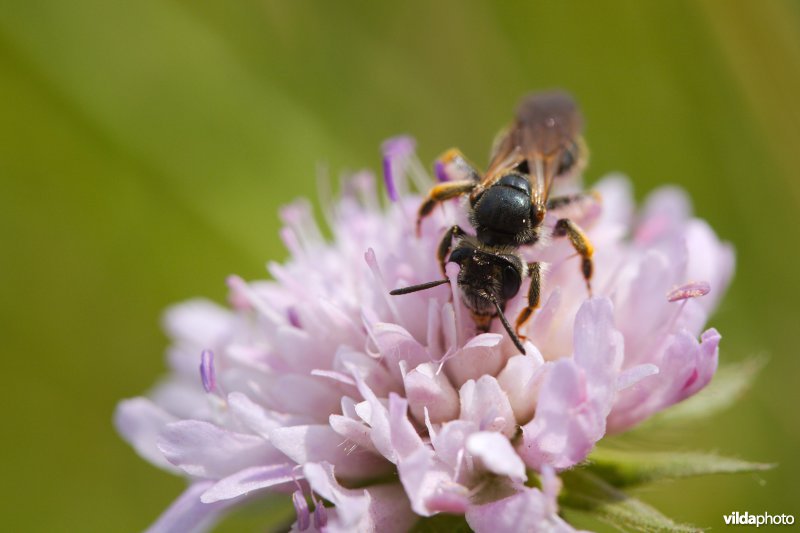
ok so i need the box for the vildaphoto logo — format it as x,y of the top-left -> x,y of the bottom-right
723,511 -> 795,527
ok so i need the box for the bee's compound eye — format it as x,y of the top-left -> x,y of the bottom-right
448,247 -> 471,265
501,265 -> 522,300
557,147 -> 576,176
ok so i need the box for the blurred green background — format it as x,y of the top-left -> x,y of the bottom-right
1,0 -> 799,531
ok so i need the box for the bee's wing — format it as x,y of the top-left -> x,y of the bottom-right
488,125 -> 511,164
519,127 -> 556,208
485,121 -> 552,207
484,122 -> 525,186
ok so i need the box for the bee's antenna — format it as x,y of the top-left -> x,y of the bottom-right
492,297 -> 526,355
389,279 -> 449,296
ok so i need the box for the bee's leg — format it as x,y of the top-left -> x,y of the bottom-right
416,180 -> 476,235
515,262 -> 542,339
436,225 -> 466,276
546,190 -> 601,211
416,149 -> 481,235
554,218 -> 594,295
435,148 -> 482,183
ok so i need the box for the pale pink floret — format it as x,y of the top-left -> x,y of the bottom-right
115,140 -> 733,532
517,297 -> 624,470
466,466 -> 581,533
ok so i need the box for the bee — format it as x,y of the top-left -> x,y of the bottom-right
390,91 -> 596,354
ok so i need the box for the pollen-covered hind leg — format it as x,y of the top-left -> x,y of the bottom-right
416,180 -> 477,235
515,262 -> 542,339
554,218 -> 594,295
416,148 -> 481,235
435,148 -> 483,183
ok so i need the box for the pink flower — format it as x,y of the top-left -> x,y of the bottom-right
115,138 -> 733,532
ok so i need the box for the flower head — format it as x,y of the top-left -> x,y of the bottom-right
116,137 -> 733,532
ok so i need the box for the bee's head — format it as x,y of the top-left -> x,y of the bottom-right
448,246 -> 523,312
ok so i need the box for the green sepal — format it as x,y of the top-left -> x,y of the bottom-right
559,469 -> 699,532
587,447 -> 774,488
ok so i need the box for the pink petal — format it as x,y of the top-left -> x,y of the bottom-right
114,398 -> 179,473
440,302 -> 458,352
200,463 -> 295,503
426,299 -> 445,359
659,331 -> 705,405
227,391 -> 309,440
303,462 -> 369,527
388,394 -> 425,460
296,477 -> 415,533
685,220 -> 735,311
237,373 -> 342,421
356,483 -> 417,533
424,489 -> 472,515
466,486 -> 576,533
680,328 -> 720,399
371,323 -> 431,383
539,464 -> 562,515
635,186 -> 691,245
573,297 -> 624,409
334,347 -> 399,397
317,487 -> 417,533
328,414 -> 377,453
459,375 -> 516,437
350,372 -> 395,462
158,420 -> 281,479
608,328 -> 720,432
593,175 -> 634,229
403,362 -> 460,424
465,431 -> 526,482
162,299 -> 234,348
269,326 -> 321,374
145,481 -> 232,533
270,425 -> 391,480
614,251 -> 676,366
397,447 -> 469,516
497,353 -> 546,424
526,287 -> 564,356
149,380 -> 211,421
518,359 -> 596,470
445,333 -> 506,388
431,419 -> 478,472
616,364 -> 659,391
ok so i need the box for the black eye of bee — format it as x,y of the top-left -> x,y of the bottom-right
501,264 -> 522,300
448,247 -> 472,265
557,146 -> 576,176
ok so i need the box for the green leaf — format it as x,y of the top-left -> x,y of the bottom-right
587,448 -> 774,488
560,470 -> 699,532
636,357 -> 765,430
